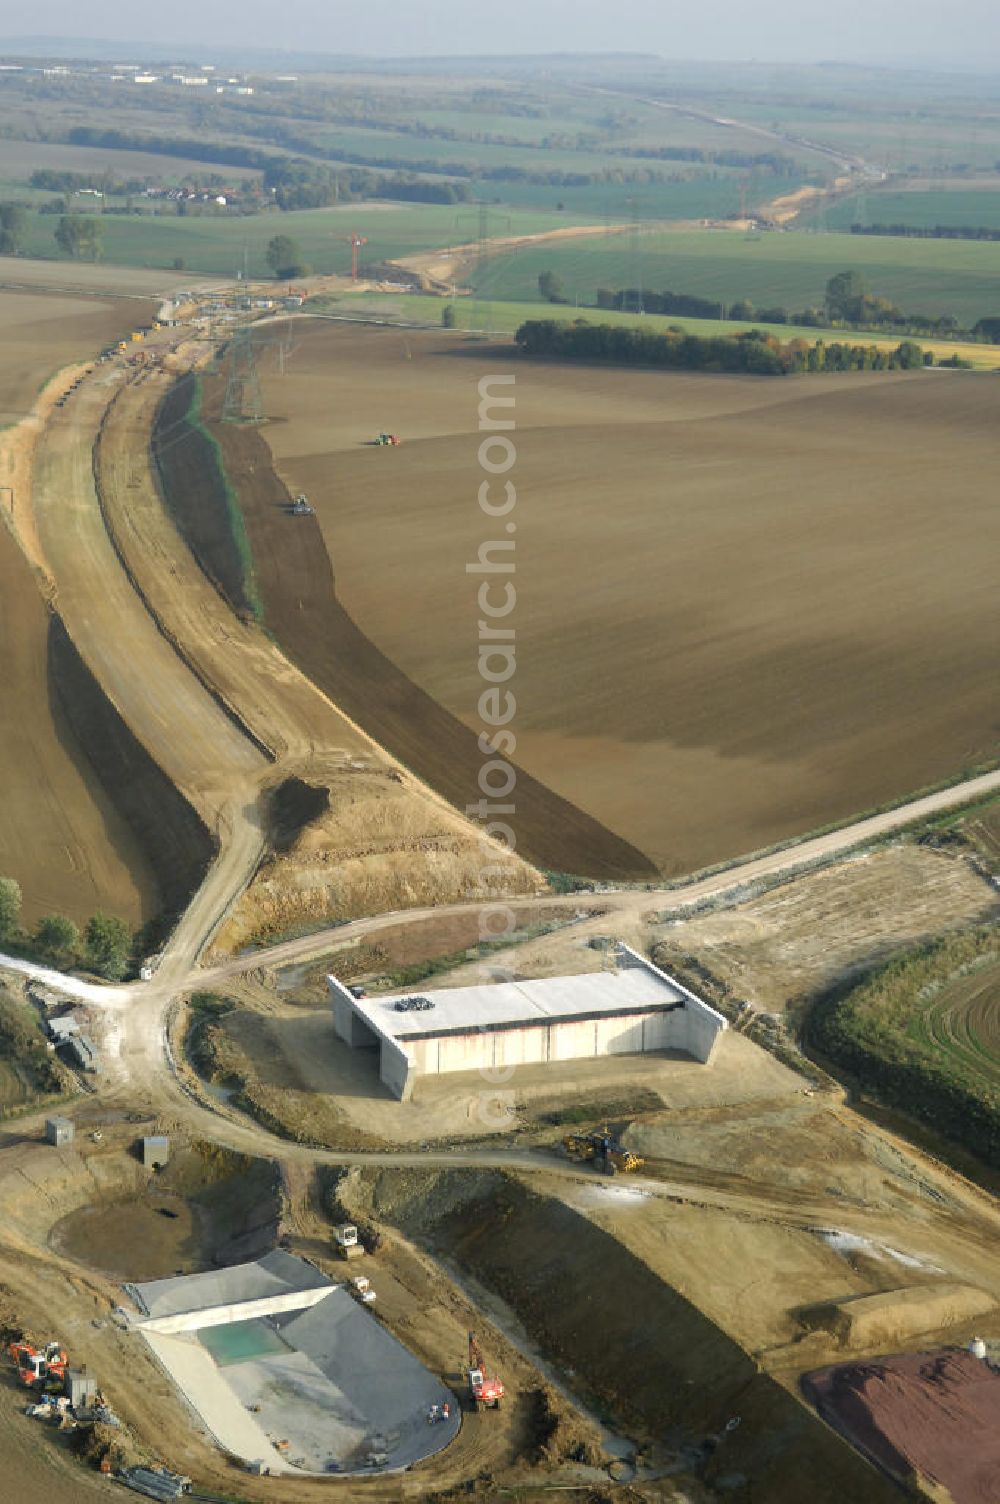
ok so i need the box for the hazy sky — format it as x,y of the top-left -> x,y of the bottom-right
4,0 -> 999,67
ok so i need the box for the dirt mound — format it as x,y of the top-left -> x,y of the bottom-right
353,1168 -> 900,1502
808,1285 -> 996,1351
266,776 -> 331,854
804,1349 -> 1000,1501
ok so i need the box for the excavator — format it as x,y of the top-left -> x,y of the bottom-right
467,1332 -> 504,1412
562,1128 -> 643,1176
9,1339 -> 68,1388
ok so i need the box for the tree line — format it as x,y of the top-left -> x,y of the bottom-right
851,222 -> 1000,242
514,319 -> 928,375
587,269 -> 973,339
609,143 -> 798,175
0,877 -> 133,980
58,124 -> 743,202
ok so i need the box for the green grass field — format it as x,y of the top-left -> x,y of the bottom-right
809,927 -> 1000,1166
475,226 -> 1000,325
16,201 -> 589,278
466,176 -> 751,221
824,188 -> 1000,232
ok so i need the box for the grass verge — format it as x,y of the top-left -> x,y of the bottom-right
806,925 -> 1000,1167
180,376 -> 263,621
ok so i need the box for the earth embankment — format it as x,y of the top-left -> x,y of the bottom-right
92,364 -> 538,949
0,519 -> 158,928
48,615 -> 216,928
153,373 -> 258,621
352,1168 -> 901,1503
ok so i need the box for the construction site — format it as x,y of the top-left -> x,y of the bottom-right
0,240 -> 997,1504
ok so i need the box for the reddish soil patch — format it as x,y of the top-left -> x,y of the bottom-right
804,1349 -> 1000,1501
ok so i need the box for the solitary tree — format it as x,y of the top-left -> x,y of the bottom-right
34,914 -> 79,962
441,303 -> 456,328
538,269 -> 568,304
0,877 -> 21,942
0,203 -> 26,255
825,270 -> 866,322
85,913 -> 132,980
54,215 -> 102,261
265,234 -> 309,280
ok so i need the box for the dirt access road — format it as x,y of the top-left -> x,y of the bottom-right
196,763 -> 1000,981
392,220 -> 628,293
4,762 -> 999,1101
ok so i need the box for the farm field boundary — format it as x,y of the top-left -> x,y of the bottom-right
306,295 -> 1000,369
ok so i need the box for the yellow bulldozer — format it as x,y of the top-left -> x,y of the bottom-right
563,1129 -> 643,1176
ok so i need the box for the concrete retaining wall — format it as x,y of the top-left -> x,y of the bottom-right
328,943 -> 727,1099
140,1285 -> 331,1336
379,1035 -> 415,1102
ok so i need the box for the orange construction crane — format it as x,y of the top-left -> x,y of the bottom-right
467,1331 -> 504,1411
346,232 -> 368,280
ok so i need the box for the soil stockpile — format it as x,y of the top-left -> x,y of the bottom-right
804,1349 -> 1000,1501
254,324 -> 1000,876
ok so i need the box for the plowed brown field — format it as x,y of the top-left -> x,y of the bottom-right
255,323 -> 1000,876
0,288 -> 152,426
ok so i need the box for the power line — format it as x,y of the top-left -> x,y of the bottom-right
627,197 -> 644,316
